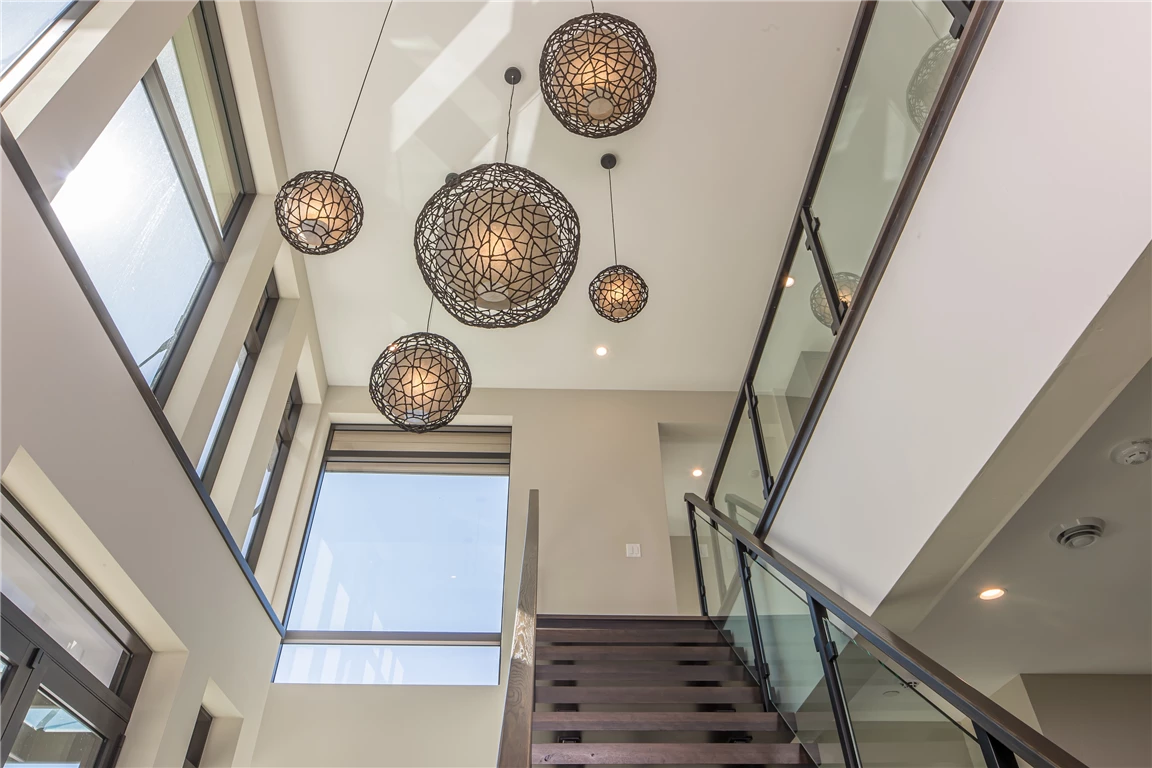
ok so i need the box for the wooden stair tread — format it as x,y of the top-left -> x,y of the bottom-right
531,742 -> 809,765
536,663 -> 751,682
532,711 -> 780,731
538,628 -> 722,644
538,645 -> 734,661
536,685 -> 760,704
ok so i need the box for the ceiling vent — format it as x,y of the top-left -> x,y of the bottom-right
1110,439 -> 1152,466
1049,517 -> 1106,550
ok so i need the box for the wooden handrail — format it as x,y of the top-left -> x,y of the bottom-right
496,490 -> 539,767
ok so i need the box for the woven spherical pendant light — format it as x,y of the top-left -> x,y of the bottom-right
810,272 -> 859,328
540,12 -> 656,138
369,332 -> 471,433
590,265 -> 648,322
275,171 -> 364,254
906,35 -> 957,131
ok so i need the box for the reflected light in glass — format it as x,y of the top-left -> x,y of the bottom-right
784,276 -> 795,287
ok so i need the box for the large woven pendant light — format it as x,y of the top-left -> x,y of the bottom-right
810,272 -> 858,329
415,68 -> 580,328
540,4 -> 656,139
588,154 -> 647,322
906,3 -> 959,132
369,299 -> 472,433
275,2 -> 395,254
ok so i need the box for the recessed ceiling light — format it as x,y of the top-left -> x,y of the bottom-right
692,468 -> 703,477
595,346 -> 608,357
784,276 -> 795,287
979,587 -> 1005,601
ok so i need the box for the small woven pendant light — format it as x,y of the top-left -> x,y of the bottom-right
588,154 -> 648,322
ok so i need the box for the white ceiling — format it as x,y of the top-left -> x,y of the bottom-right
257,1 -> 858,391
908,362 -> 1152,693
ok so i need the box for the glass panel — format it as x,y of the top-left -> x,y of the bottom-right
811,0 -> 957,279
197,347 -> 246,476
287,473 -> 509,633
752,243 -> 835,474
690,511 -> 757,677
275,644 -> 500,686
4,689 -> 105,768
242,439 -> 280,556
53,82 -> 213,386
0,1 -> 73,73
1,527 -> 126,686
746,557 -> 835,765
823,618 -> 980,767
713,398 -> 765,534
156,9 -> 243,228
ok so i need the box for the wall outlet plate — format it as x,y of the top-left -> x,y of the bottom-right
625,543 -> 641,558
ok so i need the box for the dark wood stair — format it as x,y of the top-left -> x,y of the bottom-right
531,614 -> 810,766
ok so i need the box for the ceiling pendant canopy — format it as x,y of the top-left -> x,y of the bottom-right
415,68 -> 580,328
589,154 -> 647,322
369,330 -> 472,434
810,271 -> 859,329
540,9 -> 656,139
275,1 -> 394,254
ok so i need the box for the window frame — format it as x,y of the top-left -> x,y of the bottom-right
0,1 -> 96,105
200,274 -> 280,492
243,378 -> 302,570
275,425 -> 512,682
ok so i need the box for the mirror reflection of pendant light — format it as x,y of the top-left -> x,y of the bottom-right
810,272 -> 859,329
369,299 -> 472,433
275,1 -> 395,254
540,3 -> 656,139
415,67 -> 580,328
906,1 -> 959,132
588,154 -> 647,322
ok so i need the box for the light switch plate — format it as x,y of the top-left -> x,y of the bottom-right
625,543 -> 641,558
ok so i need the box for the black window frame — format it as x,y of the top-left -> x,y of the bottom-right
0,491 -> 151,768
183,706 -> 213,768
243,377 -> 302,570
200,274 -> 280,491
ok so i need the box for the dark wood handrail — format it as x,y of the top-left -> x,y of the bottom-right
496,490 -> 539,767
685,493 -> 1088,768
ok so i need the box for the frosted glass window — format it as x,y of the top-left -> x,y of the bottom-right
0,1 -> 73,73
197,349 -> 246,475
275,644 -> 500,686
53,82 -> 213,386
287,473 -> 509,633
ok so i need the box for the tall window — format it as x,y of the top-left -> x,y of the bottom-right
48,2 -> 251,402
275,427 -> 511,685
0,2 -> 93,102
242,379 -> 302,569
0,489 -> 150,768
198,275 -> 279,488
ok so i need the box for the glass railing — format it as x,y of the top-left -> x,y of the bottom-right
685,492 -> 1088,768
707,0 -> 986,537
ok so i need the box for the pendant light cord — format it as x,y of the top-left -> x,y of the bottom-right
333,0 -> 395,172
590,1 -> 597,12
426,295 -> 434,333
607,167 -> 619,266
503,81 -> 516,164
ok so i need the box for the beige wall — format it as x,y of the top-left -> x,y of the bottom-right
993,675 -> 1152,768
251,385 -> 732,767
670,535 -> 702,615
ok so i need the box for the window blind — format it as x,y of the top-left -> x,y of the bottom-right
325,425 -> 511,476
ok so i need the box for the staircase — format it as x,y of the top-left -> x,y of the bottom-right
529,614 -> 810,766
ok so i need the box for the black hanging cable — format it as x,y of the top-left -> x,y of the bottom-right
503,81 -> 516,164
607,167 -> 619,266
333,0 -> 395,172
590,1 -> 596,12
425,294 -> 434,333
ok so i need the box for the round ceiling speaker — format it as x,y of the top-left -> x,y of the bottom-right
809,271 -> 859,328
415,163 -> 580,328
1049,517 -> 1106,550
540,12 -> 657,138
589,264 -> 648,322
275,170 -> 364,255
369,332 -> 472,433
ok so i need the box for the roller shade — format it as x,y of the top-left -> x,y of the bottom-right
325,425 -> 510,476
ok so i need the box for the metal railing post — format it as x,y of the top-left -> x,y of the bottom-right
977,725 -> 1022,768
734,541 -> 774,714
685,500 -> 708,616
809,599 -> 862,768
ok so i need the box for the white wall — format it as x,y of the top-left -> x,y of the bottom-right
250,385 -> 732,767
767,1 -> 1152,613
